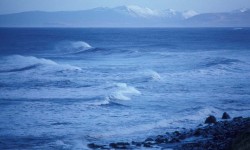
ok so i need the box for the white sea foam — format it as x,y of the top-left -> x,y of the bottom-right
54,140 -> 71,149
0,55 -> 81,73
88,98 -> 110,106
110,83 -> 141,100
145,70 -> 162,81
55,41 -> 93,54
72,41 -> 92,49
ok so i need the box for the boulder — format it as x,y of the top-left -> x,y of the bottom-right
155,137 -> 165,144
145,138 -> 154,142
222,112 -> 230,119
205,115 -> 217,124
131,141 -> 142,146
143,143 -> 151,147
109,142 -> 129,149
87,143 -> 102,149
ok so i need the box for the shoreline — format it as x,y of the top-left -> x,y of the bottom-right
88,113 -> 250,149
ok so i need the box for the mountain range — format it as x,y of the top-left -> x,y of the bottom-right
0,5 -> 249,27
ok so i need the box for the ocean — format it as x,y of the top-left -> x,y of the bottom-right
0,28 -> 250,149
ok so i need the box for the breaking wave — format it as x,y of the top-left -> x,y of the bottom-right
143,70 -> 162,81
55,41 -> 94,55
109,83 -> 141,101
0,55 -> 81,73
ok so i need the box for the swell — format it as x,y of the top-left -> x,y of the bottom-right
0,55 -> 81,73
195,57 -> 248,74
0,64 -> 40,73
202,57 -> 242,68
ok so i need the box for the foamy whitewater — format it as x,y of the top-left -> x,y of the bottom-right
0,28 -> 250,149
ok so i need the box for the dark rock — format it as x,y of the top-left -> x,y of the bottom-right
173,131 -> 181,136
233,116 -> 243,121
194,128 -> 202,137
155,137 -> 165,144
109,142 -> 129,149
231,130 -> 250,150
100,117 -> 249,150
222,112 -> 230,119
205,115 -> 217,124
145,138 -> 154,142
116,142 -> 129,146
109,143 -> 117,148
143,143 -> 151,147
179,134 -> 186,140
198,124 -> 203,127
88,143 -> 102,149
131,141 -> 142,146
169,138 -> 180,143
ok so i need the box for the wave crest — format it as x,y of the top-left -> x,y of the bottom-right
55,41 -> 93,55
109,83 -> 141,100
0,55 -> 81,73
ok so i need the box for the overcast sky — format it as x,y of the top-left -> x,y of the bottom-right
0,0 -> 250,14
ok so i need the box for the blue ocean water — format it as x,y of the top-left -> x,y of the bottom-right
0,28 -> 250,149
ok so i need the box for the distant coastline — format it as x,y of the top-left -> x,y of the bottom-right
0,6 -> 249,27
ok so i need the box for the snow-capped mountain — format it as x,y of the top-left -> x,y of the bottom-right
182,10 -> 198,19
114,6 -> 197,19
0,5 -> 249,27
114,5 -> 161,18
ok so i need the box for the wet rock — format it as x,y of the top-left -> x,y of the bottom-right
87,143 -> 103,149
179,134 -> 186,140
194,128 -> 202,137
145,138 -> 154,142
197,124 -> 203,127
101,117 -> 249,150
173,131 -> 181,136
117,142 -> 129,145
213,135 -> 224,141
131,141 -> 142,146
155,137 -> 165,144
109,142 -> 130,149
231,130 -> 250,150
233,116 -> 243,121
205,115 -> 217,124
143,142 -> 151,147
222,112 -> 230,119
169,137 -> 180,143
109,143 -> 117,148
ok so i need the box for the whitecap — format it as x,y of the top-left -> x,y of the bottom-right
87,98 -> 110,106
0,55 -> 81,73
109,83 -> 141,100
72,41 -> 92,49
55,41 -> 93,55
144,70 -> 162,81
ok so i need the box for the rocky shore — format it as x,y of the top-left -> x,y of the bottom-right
88,113 -> 250,150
